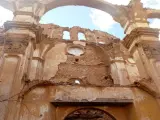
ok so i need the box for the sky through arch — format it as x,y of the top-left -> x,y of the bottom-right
0,0 -> 159,39
40,6 -> 125,39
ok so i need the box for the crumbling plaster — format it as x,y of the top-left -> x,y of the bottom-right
19,85 -> 131,120
39,23 -> 141,87
17,84 -> 160,120
40,24 -> 118,43
1,21 -> 160,120
0,0 -> 160,120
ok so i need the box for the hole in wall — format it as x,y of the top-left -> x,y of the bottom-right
75,79 -> 81,84
69,78 -> 82,85
39,6 -> 125,39
78,32 -> 86,40
63,31 -> 70,40
104,76 -> 108,80
75,58 -> 79,62
99,41 -> 105,44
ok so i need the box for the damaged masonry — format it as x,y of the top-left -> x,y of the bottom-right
0,0 -> 160,120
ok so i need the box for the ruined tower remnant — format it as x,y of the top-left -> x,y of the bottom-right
0,0 -> 160,120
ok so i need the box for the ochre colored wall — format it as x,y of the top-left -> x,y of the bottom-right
18,86 -> 160,120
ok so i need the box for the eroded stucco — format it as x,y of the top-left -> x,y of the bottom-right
0,0 -> 160,120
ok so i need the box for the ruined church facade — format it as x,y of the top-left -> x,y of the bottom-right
0,0 -> 160,120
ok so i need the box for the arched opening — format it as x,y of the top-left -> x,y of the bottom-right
78,32 -> 86,40
44,0 -> 121,18
40,6 -> 124,39
69,78 -> 82,85
63,31 -> 70,40
64,108 -> 116,120
75,79 -> 81,84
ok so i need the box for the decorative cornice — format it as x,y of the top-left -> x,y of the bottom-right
123,27 -> 159,49
4,21 -> 43,43
4,21 -> 38,32
139,41 -> 160,60
0,33 -> 30,54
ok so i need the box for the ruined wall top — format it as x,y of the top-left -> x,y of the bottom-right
40,24 -> 119,44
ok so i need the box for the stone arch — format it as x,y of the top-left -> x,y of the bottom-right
0,0 -> 124,23
64,108 -> 116,120
42,0 -> 122,23
63,30 -> 71,40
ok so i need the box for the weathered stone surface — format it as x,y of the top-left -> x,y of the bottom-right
0,0 -> 160,120
141,41 -> 160,59
54,86 -> 134,102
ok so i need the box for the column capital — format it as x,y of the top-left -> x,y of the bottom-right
4,21 -> 43,43
123,27 -> 159,52
138,41 -> 160,60
0,21 -> 43,54
0,33 -> 29,54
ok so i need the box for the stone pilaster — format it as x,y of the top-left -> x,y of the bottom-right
29,44 -> 44,81
123,26 -> 160,120
123,27 -> 160,92
0,19 -> 42,120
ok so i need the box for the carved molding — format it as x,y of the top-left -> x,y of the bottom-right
0,34 -> 30,54
4,40 -> 28,54
4,21 -> 43,43
141,41 -> 160,59
123,27 -> 159,49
